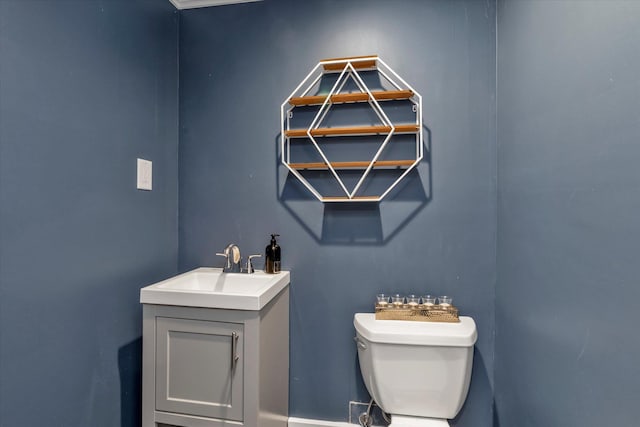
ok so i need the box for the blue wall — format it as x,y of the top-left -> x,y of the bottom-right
496,1 -> 640,426
178,0 -> 496,425
12,2 -> 639,426
0,1 -> 178,425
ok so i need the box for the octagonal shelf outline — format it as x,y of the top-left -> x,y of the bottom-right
281,55 -> 423,202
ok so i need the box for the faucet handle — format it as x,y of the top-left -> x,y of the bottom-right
216,252 -> 230,269
246,254 -> 262,274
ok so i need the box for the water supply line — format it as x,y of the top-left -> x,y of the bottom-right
358,399 -> 374,427
358,398 -> 392,427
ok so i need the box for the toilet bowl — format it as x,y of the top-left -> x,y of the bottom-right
354,313 -> 477,427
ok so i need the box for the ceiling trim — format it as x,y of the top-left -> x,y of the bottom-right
170,0 -> 262,10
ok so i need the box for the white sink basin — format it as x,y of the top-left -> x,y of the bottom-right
140,267 -> 290,310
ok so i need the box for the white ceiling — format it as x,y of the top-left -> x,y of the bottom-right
169,0 -> 262,10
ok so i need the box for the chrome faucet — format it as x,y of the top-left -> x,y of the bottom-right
216,244 -> 242,273
216,244 -> 262,274
246,254 -> 262,274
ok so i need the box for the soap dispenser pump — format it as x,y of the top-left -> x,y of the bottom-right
265,234 -> 281,274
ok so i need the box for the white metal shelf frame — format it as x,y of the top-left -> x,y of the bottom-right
280,56 -> 423,202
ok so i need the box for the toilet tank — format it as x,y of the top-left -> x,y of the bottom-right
354,313 -> 477,419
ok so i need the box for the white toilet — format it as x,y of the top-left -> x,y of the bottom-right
353,313 -> 477,427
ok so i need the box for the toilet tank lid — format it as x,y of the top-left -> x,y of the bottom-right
354,313 -> 477,347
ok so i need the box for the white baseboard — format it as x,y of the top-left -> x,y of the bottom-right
289,417 -> 352,427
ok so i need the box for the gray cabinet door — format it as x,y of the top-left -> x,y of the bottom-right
155,317 -> 244,421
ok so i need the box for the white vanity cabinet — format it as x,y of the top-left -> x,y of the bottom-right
141,285 -> 289,427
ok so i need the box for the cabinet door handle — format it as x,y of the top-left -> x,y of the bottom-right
231,332 -> 239,369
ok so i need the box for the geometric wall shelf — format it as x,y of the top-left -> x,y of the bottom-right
280,55 -> 423,202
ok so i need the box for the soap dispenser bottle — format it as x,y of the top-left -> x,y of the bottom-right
265,234 -> 281,274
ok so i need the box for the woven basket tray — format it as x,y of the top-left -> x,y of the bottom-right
375,305 -> 460,323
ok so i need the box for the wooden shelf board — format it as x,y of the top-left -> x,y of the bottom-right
289,90 -> 414,106
289,95 -> 327,106
285,124 -> 419,138
323,60 -> 377,71
320,55 -> 378,72
289,160 -> 415,170
320,55 -> 378,62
